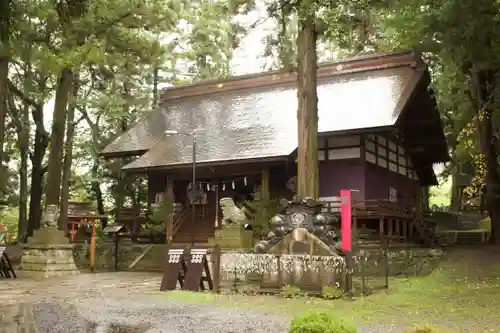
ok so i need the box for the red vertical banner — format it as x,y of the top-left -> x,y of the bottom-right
340,189 -> 352,252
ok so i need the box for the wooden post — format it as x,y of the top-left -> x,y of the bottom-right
402,220 -> 408,243
382,237 -> 389,289
360,250 -> 366,295
379,217 -> 384,239
388,218 -> 393,240
395,219 -> 400,240
90,220 -> 96,273
345,252 -> 353,298
213,244 -> 221,294
276,254 -> 283,289
165,175 -> 174,245
261,168 -> 270,201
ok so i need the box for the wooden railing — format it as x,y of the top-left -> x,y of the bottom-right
172,207 -> 188,237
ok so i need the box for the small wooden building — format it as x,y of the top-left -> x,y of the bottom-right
101,51 -> 449,245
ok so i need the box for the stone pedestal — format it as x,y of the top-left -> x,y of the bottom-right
17,227 -> 80,279
208,224 -> 253,250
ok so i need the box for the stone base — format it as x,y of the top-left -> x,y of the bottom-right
17,228 -> 80,280
208,224 -> 253,250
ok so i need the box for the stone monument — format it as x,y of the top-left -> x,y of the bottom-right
254,196 -> 341,253
17,205 -> 79,279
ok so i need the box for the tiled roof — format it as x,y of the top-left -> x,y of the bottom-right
118,65 -> 416,170
100,51 -> 433,170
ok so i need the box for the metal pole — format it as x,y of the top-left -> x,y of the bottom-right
214,185 -> 219,228
191,135 -> 196,245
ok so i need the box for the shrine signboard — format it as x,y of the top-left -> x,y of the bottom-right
183,248 -> 213,291
340,189 -> 352,253
160,248 -> 186,291
0,246 -> 16,278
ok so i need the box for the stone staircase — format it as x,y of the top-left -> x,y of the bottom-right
172,205 -> 215,245
457,212 -> 485,230
455,232 -> 486,245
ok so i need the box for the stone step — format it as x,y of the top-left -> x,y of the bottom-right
456,232 -> 486,244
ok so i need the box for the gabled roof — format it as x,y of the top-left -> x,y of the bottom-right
101,50 -> 447,179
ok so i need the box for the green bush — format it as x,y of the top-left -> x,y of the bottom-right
321,285 -> 344,300
403,325 -> 453,333
280,285 -> 303,298
290,310 -> 357,333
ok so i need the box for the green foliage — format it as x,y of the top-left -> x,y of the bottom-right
246,198 -> 282,235
321,285 -> 344,300
280,284 -> 304,298
148,203 -> 170,225
0,207 -> 19,243
290,310 -> 357,333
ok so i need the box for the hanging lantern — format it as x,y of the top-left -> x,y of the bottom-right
232,181 -> 235,189
222,183 -> 226,191
244,177 -> 247,186
206,183 -> 210,192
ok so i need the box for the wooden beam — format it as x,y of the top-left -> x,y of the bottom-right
164,175 -> 175,245
261,168 -> 270,201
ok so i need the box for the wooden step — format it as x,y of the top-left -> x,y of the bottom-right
456,232 -> 486,245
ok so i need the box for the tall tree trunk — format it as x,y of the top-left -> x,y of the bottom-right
16,45 -> 33,242
18,104 -> 29,241
90,162 -> 106,227
450,163 -> 461,211
6,75 -> 30,242
80,106 -> 107,226
114,80 -> 132,209
152,64 -> 159,110
0,0 -> 10,199
296,15 -> 319,198
44,68 -> 73,229
59,78 -> 79,228
28,105 -> 49,235
421,187 -> 430,210
473,68 -> 500,243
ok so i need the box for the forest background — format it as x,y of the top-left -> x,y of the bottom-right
0,0 -> 496,242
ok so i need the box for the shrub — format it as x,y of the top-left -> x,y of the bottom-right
403,325 -> 453,333
322,285 -> 344,300
290,310 -> 357,333
280,285 -> 303,298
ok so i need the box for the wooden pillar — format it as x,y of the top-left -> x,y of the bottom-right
164,175 -> 175,245
261,168 -> 270,201
395,219 -> 400,239
379,216 -> 384,239
402,220 -> 408,243
388,218 -> 393,240
409,219 -> 414,239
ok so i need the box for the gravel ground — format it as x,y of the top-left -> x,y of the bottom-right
5,297 -> 290,333
2,296 -> 406,333
0,272 -> 406,332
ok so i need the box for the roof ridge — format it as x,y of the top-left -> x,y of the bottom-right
161,50 -> 421,101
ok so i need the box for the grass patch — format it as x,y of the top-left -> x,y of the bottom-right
155,248 -> 500,330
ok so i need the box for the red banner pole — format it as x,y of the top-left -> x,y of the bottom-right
340,189 -> 352,252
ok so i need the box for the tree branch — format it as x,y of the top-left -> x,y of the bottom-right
6,89 -> 23,134
8,80 -> 41,109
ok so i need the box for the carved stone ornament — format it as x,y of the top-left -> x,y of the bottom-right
254,195 -> 341,253
42,205 -> 59,228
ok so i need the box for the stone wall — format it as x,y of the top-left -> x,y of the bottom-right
72,242 -> 443,281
